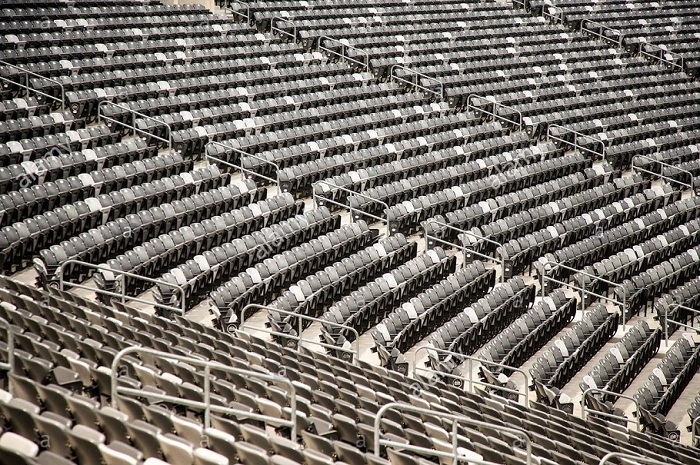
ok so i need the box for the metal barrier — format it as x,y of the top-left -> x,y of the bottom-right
541,3 -> 564,23
632,154 -> 695,194
467,94 -> 523,131
111,347 -> 297,437
0,60 -> 65,111
98,101 -> 172,151
692,415 -> 700,448
664,303 -> 700,348
313,179 -> 390,237
374,402 -> 532,465
0,317 -> 14,395
511,0 -> 529,9
391,65 -> 444,100
206,141 -> 282,195
414,346 -> 529,405
547,124 -> 606,160
539,260 -> 628,326
598,453 -> 668,465
422,219 -> 506,282
318,36 -> 369,71
581,20 -> 624,48
58,259 -> 186,316
271,16 -> 296,41
639,42 -> 685,73
581,387 -> 641,431
227,0 -> 251,23
239,304 -> 360,363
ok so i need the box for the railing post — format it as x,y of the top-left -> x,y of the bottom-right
206,141 -> 282,195
0,60 -> 65,111
0,317 -> 14,395
313,180 -> 390,237
239,304 -> 361,364
631,154 -> 695,194
58,259 -> 187,316
374,402 -> 532,465
581,387 -> 641,431
111,347 -> 298,439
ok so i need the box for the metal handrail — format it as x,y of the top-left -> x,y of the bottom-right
664,303 -> 700,348
599,453 -> 668,465
238,304 -> 360,363
581,20 -> 624,48
639,42 -> 685,73
227,1 -> 251,23
547,124 -> 606,160
581,387 -> 641,431
539,260 -> 628,326
318,36 -> 369,71
512,0 -> 528,9
206,141 -> 281,195
391,65 -> 444,100
632,154 -> 695,194
692,415 -> 700,447
271,16 -> 297,41
313,179 -> 390,237
58,259 -> 186,316
414,346 -> 529,405
467,94 -> 523,131
0,59 -> 65,111
374,402 -> 532,465
0,317 -> 14,395
98,101 -> 172,151
111,347 -> 297,438
422,219 -> 506,282
541,3 -> 564,23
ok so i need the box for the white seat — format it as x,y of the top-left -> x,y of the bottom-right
0,431 -> 40,457
194,448 -> 229,465
159,433 -> 194,465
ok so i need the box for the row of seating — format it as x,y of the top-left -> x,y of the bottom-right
538,194 -> 700,291
634,335 -> 700,440
268,234 -> 417,347
347,146 -> 564,221
0,151 -> 198,228
426,276 -> 537,374
462,168 -> 645,260
617,240 -> 700,318
0,138 -> 158,195
157,207 -> 340,314
94,194 -> 305,299
572,218 -> 700,313
477,289 -> 576,376
0,124 -> 119,165
213,221 -> 379,330
530,304 -> 619,412
384,153 -> 592,235
320,248 -> 455,353
507,185 -> 677,278
372,261 -> 496,372
34,181 -> 264,288
280,128 -> 529,199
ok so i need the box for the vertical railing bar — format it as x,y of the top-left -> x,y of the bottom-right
111,347 -> 297,438
313,179 -> 390,237
374,402 -> 532,465
581,387 -> 641,431
58,259 -> 186,316
98,101 -> 172,151
423,219 -> 507,282
239,303 -> 361,364
414,346 -> 530,405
